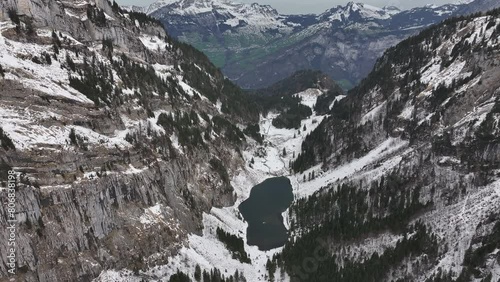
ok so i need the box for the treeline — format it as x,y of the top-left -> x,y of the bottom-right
212,116 -> 246,146
290,121 -> 329,173
431,97 -> 500,173
290,172 -> 428,240
290,8 -> 500,173
274,169 -> 436,280
248,70 -> 342,129
156,110 -> 247,154
313,86 -> 344,115
276,221 -> 439,281
69,55 -> 114,106
209,158 -> 230,184
176,42 -> 260,123
252,70 -> 333,98
77,2 -> 263,126
169,266 -> 248,282
157,111 -> 246,151
216,227 -> 251,264
113,54 -> 189,102
272,103 -> 312,129
157,112 -> 205,150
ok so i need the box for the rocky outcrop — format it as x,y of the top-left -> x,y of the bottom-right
0,1 -> 247,280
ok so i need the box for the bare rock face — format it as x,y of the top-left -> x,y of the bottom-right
0,0 -> 247,281
1,161 -> 189,281
1,0 -> 165,54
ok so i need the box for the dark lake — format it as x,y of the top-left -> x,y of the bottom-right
238,177 -> 294,251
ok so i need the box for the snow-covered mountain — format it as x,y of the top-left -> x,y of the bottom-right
284,8 -> 500,281
139,0 -> 500,90
0,0 -> 499,281
0,0 -> 263,280
98,8 -> 500,281
143,0 -> 302,31
319,2 -> 400,23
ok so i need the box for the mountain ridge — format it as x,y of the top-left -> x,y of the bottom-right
96,8 -> 500,281
132,0 -> 500,89
0,0 -> 269,280
281,7 -> 500,281
0,1 -> 499,281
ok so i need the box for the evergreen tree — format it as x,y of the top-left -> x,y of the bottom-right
69,128 -> 77,145
216,227 -> 251,264
25,18 -> 37,37
194,264 -> 201,282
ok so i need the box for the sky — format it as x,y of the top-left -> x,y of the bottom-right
115,0 -> 459,14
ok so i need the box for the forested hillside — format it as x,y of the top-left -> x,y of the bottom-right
1,1 -> 499,282
281,8 -> 500,282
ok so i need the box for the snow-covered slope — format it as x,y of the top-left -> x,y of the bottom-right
319,2 -> 399,23
282,10 -> 500,281
94,12 -> 500,281
0,1 -> 260,281
150,0 -> 297,31
95,9 -> 500,282
1,1 -> 499,281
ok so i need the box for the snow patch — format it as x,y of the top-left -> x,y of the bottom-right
293,138 -> 409,198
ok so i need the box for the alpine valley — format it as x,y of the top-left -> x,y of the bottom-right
132,0 -> 500,90
0,1 -> 499,282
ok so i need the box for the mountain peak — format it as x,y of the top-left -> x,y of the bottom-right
128,0 -> 179,14
346,1 -> 359,8
146,0 -> 280,17
320,2 -> 392,22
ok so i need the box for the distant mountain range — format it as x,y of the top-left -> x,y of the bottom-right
126,0 -> 500,89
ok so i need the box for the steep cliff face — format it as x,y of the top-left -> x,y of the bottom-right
282,9 -> 500,281
2,1 -> 499,282
0,1 -> 258,281
0,0 -> 163,50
